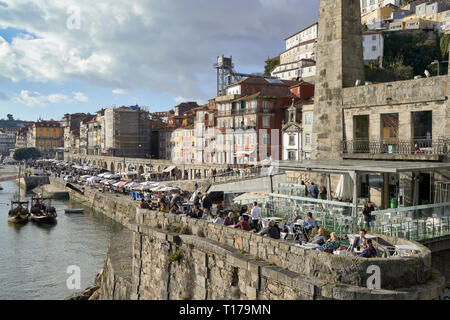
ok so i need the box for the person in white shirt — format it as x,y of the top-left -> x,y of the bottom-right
250,201 -> 262,231
213,212 -> 224,225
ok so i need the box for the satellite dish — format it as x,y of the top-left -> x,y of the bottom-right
424,70 -> 431,78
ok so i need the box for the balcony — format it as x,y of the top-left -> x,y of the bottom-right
341,138 -> 450,161
204,120 -> 215,127
231,107 -> 274,116
217,111 -> 231,117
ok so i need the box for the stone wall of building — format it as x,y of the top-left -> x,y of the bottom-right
342,76 -> 447,109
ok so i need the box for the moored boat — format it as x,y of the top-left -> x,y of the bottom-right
30,197 -> 57,223
8,201 -> 30,223
64,208 -> 84,214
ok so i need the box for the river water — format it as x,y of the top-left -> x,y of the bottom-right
0,178 -> 123,300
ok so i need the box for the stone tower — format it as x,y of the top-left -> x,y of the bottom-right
311,0 -> 365,159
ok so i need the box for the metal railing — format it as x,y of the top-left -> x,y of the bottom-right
341,138 -> 450,156
241,189 -> 450,242
371,203 -> 450,241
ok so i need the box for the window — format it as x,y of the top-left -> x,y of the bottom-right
372,35 -> 376,41
289,135 -> 295,146
288,151 -> 296,161
372,45 -> 377,52
262,116 -> 270,128
305,114 -> 311,125
305,134 -> 311,146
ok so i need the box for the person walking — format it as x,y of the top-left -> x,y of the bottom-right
250,201 -> 262,232
309,182 -> 319,199
202,192 -> 212,211
362,202 -> 375,230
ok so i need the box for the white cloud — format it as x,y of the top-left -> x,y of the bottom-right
12,90 -> 89,107
0,0 -> 318,101
73,91 -> 89,102
112,89 -> 126,95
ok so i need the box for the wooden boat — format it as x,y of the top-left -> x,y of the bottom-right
64,208 -> 84,214
30,197 -> 57,223
8,201 -> 30,223
7,163 -> 29,223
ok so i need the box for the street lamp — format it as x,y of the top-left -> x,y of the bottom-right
431,60 -> 448,76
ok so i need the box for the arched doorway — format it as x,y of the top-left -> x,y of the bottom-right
138,165 -> 144,176
110,162 -> 115,173
117,163 -> 123,173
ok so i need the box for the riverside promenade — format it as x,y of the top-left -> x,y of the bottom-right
44,177 -> 446,300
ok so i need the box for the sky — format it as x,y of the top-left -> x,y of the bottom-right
0,0 -> 319,121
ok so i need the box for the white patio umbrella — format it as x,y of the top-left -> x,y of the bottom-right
233,192 -> 269,205
335,174 -> 354,200
125,182 -> 141,190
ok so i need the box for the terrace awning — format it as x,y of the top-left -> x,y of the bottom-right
163,165 -> 176,173
277,159 -> 450,174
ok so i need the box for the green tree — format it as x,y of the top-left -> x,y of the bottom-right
264,57 -> 280,76
440,34 -> 450,58
13,148 -> 41,161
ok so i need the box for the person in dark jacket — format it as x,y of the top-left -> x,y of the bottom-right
239,205 -> 248,217
362,202 -> 375,230
309,182 -> 319,199
259,220 -> 280,239
170,191 -> 182,207
202,193 -> 212,211
191,204 -> 203,219
193,192 -> 202,207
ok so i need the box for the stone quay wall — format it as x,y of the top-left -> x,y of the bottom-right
59,179 -> 445,300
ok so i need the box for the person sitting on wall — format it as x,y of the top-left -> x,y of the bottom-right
350,229 -> 368,252
201,208 -> 210,221
139,199 -> 149,209
317,232 -> 340,253
170,204 -> 179,215
234,215 -> 251,231
191,204 -> 203,219
357,239 -> 377,258
223,212 -> 236,226
303,212 -> 316,241
310,227 -> 328,246
259,220 -> 281,240
213,212 -> 224,225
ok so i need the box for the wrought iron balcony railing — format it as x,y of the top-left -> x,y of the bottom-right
341,138 -> 450,157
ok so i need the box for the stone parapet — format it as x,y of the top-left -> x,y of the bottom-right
342,76 -> 447,108
61,178 -> 445,300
